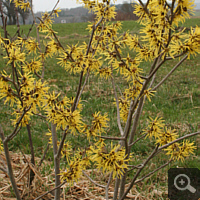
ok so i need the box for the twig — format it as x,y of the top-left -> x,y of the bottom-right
134,159 -> 172,184
0,166 -> 8,174
0,125 -> 22,200
34,181 -> 67,200
56,126 -> 69,161
51,123 -> 61,200
119,145 -> 159,200
38,143 -> 50,168
82,170 -> 106,188
26,124 -> 35,186
106,173 -> 113,200
49,0 -> 60,17
127,164 -> 144,172
99,135 -> 125,141
152,54 -> 188,91
71,24 -> 96,112
111,67 -> 124,136
4,106 -> 31,143
128,133 -> 147,147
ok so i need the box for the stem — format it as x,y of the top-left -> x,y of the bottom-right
82,170 -> 106,188
56,127 -> 69,161
51,123 -> 60,200
152,54 -> 188,91
113,177 -> 120,200
4,106 -> 31,143
119,145 -> 159,200
38,143 -> 50,168
34,181 -> 67,200
26,124 -> 35,186
134,159 -> 172,184
105,173 -> 113,200
111,67 -> 124,136
0,125 -> 22,200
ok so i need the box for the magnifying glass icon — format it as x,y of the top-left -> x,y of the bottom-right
174,174 -> 196,193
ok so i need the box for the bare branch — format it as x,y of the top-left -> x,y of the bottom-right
152,54 -> 188,91
4,106 -> 31,143
106,173 -> 113,200
99,135 -> 125,141
119,145 -> 159,200
128,133 -> 147,147
51,123 -> 61,200
111,68 -> 124,136
0,125 -> 22,200
134,159 -> 172,184
82,170 -> 106,188
38,143 -> 50,168
34,181 -> 67,200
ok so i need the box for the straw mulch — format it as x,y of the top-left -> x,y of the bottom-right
0,151 -> 167,200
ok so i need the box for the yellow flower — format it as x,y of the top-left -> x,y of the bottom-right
91,112 -> 109,134
145,116 -> 165,138
57,52 -> 70,67
61,142 -> 72,162
53,8 -> 61,18
25,38 -> 39,54
156,127 -> 178,146
4,47 -> 25,67
143,89 -> 156,102
60,156 -> 89,184
88,141 -> 130,178
24,59 -> 43,73
0,84 -> 17,107
164,140 -> 196,162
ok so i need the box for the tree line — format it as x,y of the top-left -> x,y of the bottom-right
0,0 -> 30,25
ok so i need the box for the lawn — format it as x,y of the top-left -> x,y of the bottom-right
0,18 -> 200,199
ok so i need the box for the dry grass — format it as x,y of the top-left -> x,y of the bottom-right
0,151 -> 169,200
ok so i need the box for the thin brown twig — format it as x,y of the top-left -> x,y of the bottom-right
119,145 -> 159,200
128,133 -> 147,147
99,135 -> 125,140
111,66 -> 124,136
0,125 -> 22,200
134,159 -> 172,184
38,143 -> 50,168
105,172 -> 113,200
82,170 -> 106,188
152,54 -> 188,91
4,106 -> 31,143
34,181 -> 67,200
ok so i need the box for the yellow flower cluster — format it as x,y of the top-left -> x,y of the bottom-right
77,0 -> 116,21
12,0 -> 31,11
44,94 -> 83,134
57,43 -> 101,74
60,150 -> 90,184
164,140 -> 196,162
145,117 -> 196,161
84,112 -> 109,139
88,140 -> 130,178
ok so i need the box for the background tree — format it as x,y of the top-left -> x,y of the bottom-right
115,1 -> 138,21
0,0 -> 30,25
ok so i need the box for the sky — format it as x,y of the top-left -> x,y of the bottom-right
33,0 -> 200,12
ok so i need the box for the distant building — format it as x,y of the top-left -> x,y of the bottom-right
61,19 -> 66,23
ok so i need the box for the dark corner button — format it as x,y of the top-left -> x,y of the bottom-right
168,168 -> 200,200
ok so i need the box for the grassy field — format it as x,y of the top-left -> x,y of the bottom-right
0,18 -> 200,198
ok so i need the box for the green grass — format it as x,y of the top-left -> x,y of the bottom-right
0,18 -> 200,198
